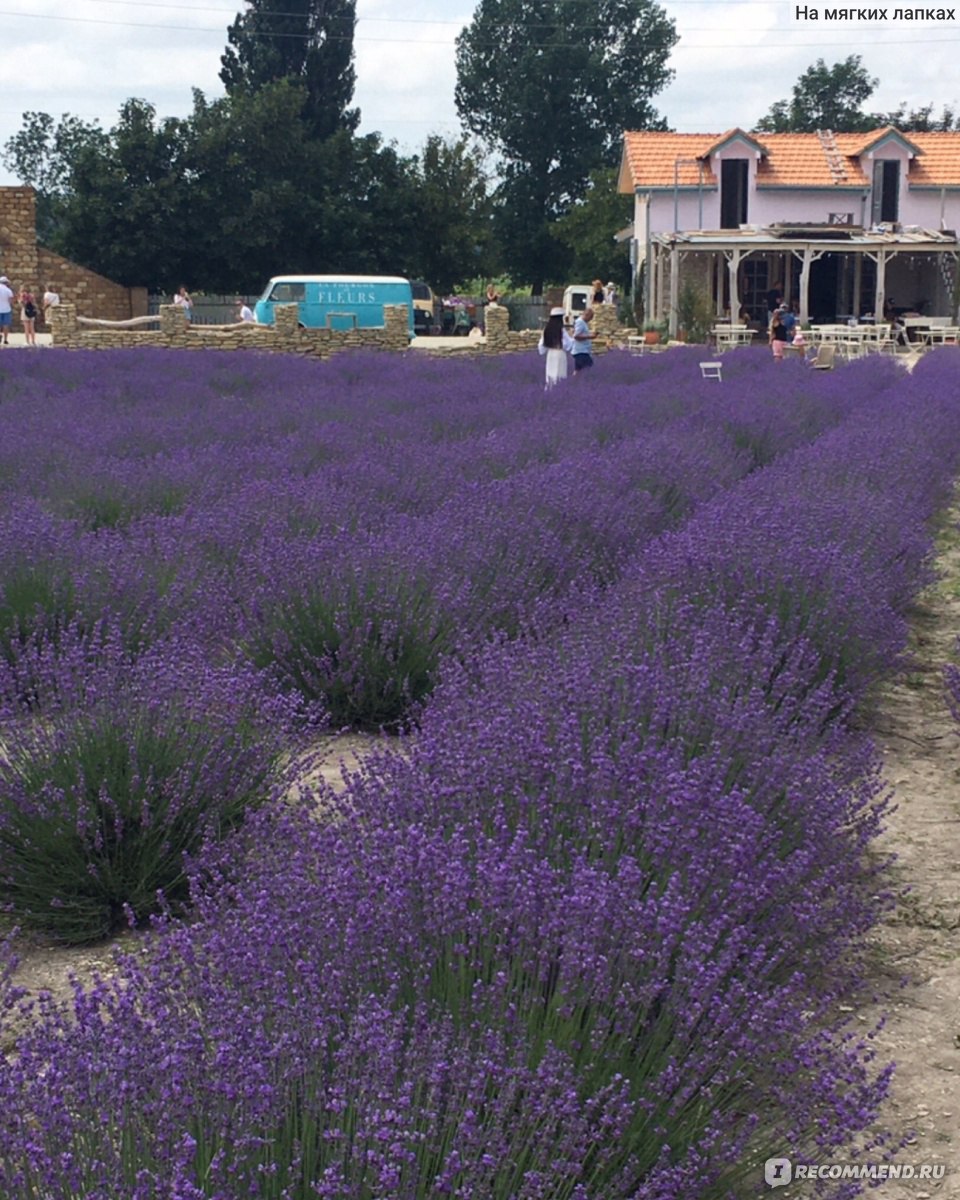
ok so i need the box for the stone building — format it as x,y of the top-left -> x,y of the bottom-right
0,186 -> 147,326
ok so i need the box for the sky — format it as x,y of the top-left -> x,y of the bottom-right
1,0 -> 958,187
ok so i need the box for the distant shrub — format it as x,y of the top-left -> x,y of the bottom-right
248,565 -> 455,731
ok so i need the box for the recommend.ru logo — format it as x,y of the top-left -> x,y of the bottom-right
764,1156 -> 947,1188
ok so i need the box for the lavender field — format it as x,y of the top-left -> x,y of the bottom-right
1,345 -> 960,1197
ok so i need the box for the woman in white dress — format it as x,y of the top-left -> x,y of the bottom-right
538,307 -> 575,389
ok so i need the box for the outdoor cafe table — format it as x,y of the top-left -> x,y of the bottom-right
900,317 -> 934,347
712,326 -> 754,352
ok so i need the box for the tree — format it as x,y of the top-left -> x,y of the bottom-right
56,98 -> 194,289
554,167 -> 631,288
220,0 -> 359,140
2,112 -> 109,244
455,0 -> 676,291
871,101 -> 960,131
755,56 -> 878,133
402,136 -> 495,292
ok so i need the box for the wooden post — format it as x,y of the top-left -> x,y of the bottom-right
875,249 -> 887,323
853,254 -> 863,318
725,249 -> 743,327
797,247 -> 813,326
668,242 -> 680,340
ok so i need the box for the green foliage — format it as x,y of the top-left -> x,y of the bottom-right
554,167 -> 632,288
872,101 -> 960,131
755,55 -> 878,133
455,0 -> 676,289
0,707 -> 274,944
249,578 -> 454,731
402,136 -> 496,293
2,85 -> 496,295
219,0 -> 359,140
676,281 -> 714,344
0,565 -> 75,667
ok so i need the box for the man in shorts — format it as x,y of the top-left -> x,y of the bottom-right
0,276 -> 13,345
572,306 -> 594,371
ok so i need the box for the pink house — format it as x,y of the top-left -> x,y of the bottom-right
618,127 -> 960,334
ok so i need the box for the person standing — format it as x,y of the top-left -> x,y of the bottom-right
766,283 -> 783,330
0,275 -> 13,346
173,286 -> 193,323
769,306 -> 789,362
572,306 -> 595,372
19,288 -> 38,346
237,297 -> 255,323
538,306 -> 574,389
485,282 -> 500,307
42,284 -> 60,326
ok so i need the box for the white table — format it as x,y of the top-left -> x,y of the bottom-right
713,326 -> 754,352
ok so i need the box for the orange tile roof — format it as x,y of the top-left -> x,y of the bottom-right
907,133 -> 960,186
620,128 -> 960,191
621,132 -> 721,189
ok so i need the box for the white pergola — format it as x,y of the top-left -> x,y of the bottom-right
645,226 -> 960,337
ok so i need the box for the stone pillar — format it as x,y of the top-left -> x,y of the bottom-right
0,187 -> 41,312
383,303 -> 410,350
483,303 -> 510,352
592,303 -> 619,352
48,302 -> 79,345
273,303 -> 301,341
159,303 -> 189,341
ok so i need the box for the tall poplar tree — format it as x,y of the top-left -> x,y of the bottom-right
220,0 -> 359,140
455,0 -> 677,290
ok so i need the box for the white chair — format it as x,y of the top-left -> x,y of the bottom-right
699,361 -> 722,381
811,344 -> 836,370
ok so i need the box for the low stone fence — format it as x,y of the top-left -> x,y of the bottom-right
49,299 -> 635,359
50,302 -> 411,358
482,303 -> 627,355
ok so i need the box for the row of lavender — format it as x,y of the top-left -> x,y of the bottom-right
0,349 -> 894,945
2,351 -> 960,1196
1,348 -> 894,733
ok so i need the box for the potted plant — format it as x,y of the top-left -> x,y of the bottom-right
642,321 -> 664,345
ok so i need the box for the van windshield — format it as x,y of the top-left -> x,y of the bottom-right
411,283 -> 432,301
268,282 -> 306,303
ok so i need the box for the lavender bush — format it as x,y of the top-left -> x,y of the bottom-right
0,626 -> 308,943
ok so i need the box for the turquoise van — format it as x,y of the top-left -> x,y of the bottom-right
254,275 -> 414,336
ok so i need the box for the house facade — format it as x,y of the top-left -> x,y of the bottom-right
618,127 -> 960,335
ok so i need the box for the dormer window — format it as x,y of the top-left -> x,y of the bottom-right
721,160 -> 748,228
872,160 -> 900,223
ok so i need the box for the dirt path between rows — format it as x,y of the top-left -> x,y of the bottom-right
860,523 -> 960,1197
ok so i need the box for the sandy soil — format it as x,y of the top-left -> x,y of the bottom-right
857,525 -> 960,1197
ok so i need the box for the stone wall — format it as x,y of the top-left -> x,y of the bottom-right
50,303 -> 412,359
483,302 -> 629,354
0,186 -> 145,328
48,297 -> 638,361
